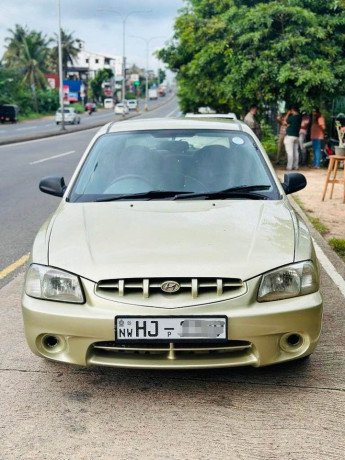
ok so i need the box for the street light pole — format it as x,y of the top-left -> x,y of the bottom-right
97,9 -> 151,109
57,0 -> 65,130
131,36 -> 165,110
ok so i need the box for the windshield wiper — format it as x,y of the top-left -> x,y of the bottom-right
96,190 -> 193,202
173,185 -> 271,200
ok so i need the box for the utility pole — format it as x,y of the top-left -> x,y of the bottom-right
57,0 -> 65,130
97,9 -> 151,109
131,36 -> 165,111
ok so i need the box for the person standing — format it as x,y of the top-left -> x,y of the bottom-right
311,108 -> 326,169
244,105 -> 262,140
275,112 -> 287,165
299,112 -> 310,166
283,105 -> 302,170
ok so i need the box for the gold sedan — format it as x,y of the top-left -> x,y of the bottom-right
22,118 -> 322,368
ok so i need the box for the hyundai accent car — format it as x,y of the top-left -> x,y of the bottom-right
22,118 -> 323,369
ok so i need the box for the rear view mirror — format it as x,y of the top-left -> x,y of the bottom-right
39,176 -> 67,197
281,173 -> 307,195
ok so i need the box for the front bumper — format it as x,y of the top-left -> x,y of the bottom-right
22,277 -> 323,369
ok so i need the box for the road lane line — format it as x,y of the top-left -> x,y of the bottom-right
313,239 -> 345,298
0,254 -> 30,280
17,127 -> 38,131
166,107 -> 180,117
29,150 -> 76,165
0,128 -> 99,149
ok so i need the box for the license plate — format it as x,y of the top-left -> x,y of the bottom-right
115,316 -> 227,342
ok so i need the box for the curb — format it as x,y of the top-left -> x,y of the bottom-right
0,94 -> 176,147
289,195 -> 345,279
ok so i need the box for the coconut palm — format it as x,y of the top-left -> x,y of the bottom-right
49,29 -> 81,76
3,27 -> 51,111
2,24 -> 29,68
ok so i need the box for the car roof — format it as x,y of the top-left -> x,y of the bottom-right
185,113 -> 238,120
100,117 -> 248,135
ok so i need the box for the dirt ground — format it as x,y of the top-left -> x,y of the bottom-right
275,166 -> 345,240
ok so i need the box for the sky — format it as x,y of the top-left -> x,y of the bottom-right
0,0 -> 184,74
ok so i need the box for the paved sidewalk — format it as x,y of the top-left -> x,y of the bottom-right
275,166 -> 345,241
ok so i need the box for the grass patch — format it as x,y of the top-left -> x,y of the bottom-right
308,216 -> 329,235
292,194 -> 330,235
328,238 -> 345,260
18,111 -> 55,122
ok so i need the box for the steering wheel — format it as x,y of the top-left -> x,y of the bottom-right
104,174 -> 154,194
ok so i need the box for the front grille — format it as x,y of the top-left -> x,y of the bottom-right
96,277 -> 245,305
92,340 -> 253,360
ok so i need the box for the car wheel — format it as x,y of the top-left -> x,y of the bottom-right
56,122 -> 59,125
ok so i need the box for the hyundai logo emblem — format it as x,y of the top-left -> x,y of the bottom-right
161,281 -> 181,293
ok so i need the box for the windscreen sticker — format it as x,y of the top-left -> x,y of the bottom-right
231,136 -> 245,145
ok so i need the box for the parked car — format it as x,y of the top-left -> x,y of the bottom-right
114,102 -> 129,115
126,100 -> 138,111
55,107 -> 81,125
22,118 -> 323,369
0,104 -> 19,123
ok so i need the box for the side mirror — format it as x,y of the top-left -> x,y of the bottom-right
281,173 -> 307,195
39,176 -> 67,197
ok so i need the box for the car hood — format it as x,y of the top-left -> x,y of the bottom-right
48,200 -> 295,281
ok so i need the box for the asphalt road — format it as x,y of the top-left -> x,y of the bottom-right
0,96 -> 344,459
0,97 -> 168,142
0,96 -> 179,289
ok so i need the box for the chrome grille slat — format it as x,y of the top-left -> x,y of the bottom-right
93,341 -> 253,357
97,277 -> 244,300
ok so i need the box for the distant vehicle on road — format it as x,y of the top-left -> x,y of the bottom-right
0,104 -> 19,123
126,100 -> 138,111
55,107 -> 81,125
104,99 -> 114,109
114,102 -> 129,115
149,88 -> 158,100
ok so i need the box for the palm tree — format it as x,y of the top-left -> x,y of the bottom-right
2,24 -> 29,68
3,27 -> 51,111
22,33 -> 51,111
49,29 -> 81,76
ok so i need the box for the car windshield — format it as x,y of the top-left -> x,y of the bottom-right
69,129 -> 279,202
57,109 -> 72,113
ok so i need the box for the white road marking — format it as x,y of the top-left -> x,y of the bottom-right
0,128 -> 99,149
166,107 -> 180,118
29,150 -> 76,165
16,126 -> 38,131
313,238 -> 345,298
44,124 -> 53,127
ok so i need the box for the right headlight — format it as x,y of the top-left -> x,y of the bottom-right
25,264 -> 84,304
257,261 -> 319,302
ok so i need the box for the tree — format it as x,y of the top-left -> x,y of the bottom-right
89,69 -> 114,101
158,0 -> 345,113
49,29 -> 81,76
2,24 -> 29,68
2,27 -> 51,111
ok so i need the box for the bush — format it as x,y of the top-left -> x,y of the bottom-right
36,89 -> 59,113
71,103 -> 84,114
125,92 -> 136,100
328,238 -> 345,258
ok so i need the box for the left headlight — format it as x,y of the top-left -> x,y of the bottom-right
25,264 -> 84,303
257,261 -> 319,302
